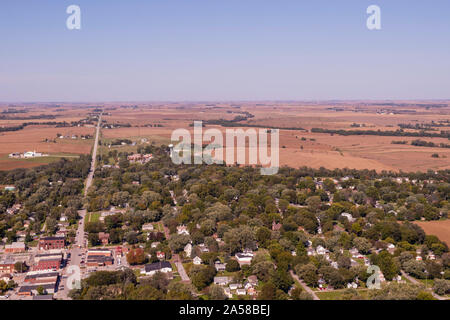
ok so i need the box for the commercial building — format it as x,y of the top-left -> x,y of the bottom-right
5,242 -> 26,253
38,236 -> 65,250
0,257 -> 15,273
34,252 -> 63,271
86,249 -> 113,267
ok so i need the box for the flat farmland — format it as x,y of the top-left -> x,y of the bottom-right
100,102 -> 450,172
2,101 -> 450,172
415,220 -> 450,246
0,103 -> 101,170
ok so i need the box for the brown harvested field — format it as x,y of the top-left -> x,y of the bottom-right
100,101 -> 450,172
415,220 -> 450,246
0,104 -> 98,170
2,101 -> 450,172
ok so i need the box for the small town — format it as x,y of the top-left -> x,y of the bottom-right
0,113 -> 449,301
1,2 -> 450,314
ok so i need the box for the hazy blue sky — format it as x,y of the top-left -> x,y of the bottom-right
1,0 -> 449,102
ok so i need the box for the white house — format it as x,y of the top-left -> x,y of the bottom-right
142,223 -> 154,231
316,245 -> 328,255
427,252 -> 436,260
236,289 -> 246,295
307,248 -> 315,256
141,261 -> 172,276
235,251 -> 254,265
184,243 -> 192,257
23,151 -> 44,158
229,283 -> 242,290
214,276 -> 231,286
347,282 -> 358,289
151,241 -> 160,249
215,261 -> 226,272
193,256 -> 202,265
349,247 -> 360,258
341,213 -> 355,223
177,225 -> 190,235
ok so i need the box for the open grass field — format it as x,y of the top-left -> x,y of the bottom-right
415,220 -> 450,246
315,289 -> 370,300
87,212 -> 101,223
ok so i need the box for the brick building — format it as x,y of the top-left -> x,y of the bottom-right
34,252 -> 63,271
5,242 -> 26,253
86,249 -> 113,267
0,257 -> 15,273
38,236 -> 65,250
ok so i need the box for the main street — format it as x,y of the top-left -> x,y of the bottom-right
55,113 -> 101,300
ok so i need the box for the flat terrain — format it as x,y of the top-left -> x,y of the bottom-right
415,220 -> 450,246
2,101 -> 450,172
100,101 -> 450,172
0,104 -> 97,170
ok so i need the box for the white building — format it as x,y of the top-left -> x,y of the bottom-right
184,243 -> 192,257
235,251 -> 254,265
193,256 -> 202,265
141,261 -> 172,276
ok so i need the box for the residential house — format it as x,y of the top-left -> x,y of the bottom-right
151,241 -> 160,249
307,247 -> 315,256
349,248 -> 361,258
229,283 -> 242,290
316,245 -> 328,255
347,282 -> 358,289
341,213 -> 355,223
6,204 -> 21,215
387,243 -> 396,254
193,256 -> 202,265
272,220 -> 282,231
177,225 -> 189,235
235,251 -> 254,265
141,261 -> 173,276
247,287 -> 256,296
198,243 -> 209,253
214,276 -> 231,286
247,275 -> 258,287
142,223 -> 154,231
214,261 -> 226,272
98,232 -> 110,245
184,243 -> 192,258
236,288 -> 246,295
427,252 -> 436,260
156,251 -> 165,260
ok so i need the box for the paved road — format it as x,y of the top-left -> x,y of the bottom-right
84,114 -> 101,197
56,114 -> 102,300
401,270 -> 446,300
173,254 -> 190,283
289,270 -> 320,300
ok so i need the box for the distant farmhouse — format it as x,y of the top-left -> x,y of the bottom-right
9,151 -> 48,159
